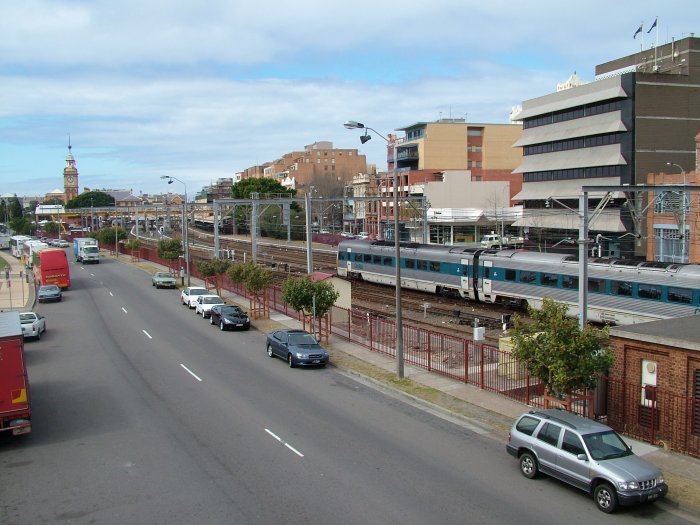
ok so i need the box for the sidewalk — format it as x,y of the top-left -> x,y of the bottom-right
0,251 -> 32,312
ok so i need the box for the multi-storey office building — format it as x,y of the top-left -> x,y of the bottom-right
511,36 -> 700,259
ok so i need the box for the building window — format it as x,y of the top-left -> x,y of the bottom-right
654,226 -> 687,263
467,129 -> 482,137
693,369 -> 700,436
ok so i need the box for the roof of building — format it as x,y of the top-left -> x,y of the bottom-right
610,315 -> 700,352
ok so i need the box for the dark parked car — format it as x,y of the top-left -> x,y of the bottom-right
209,304 -> 250,331
265,329 -> 329,368
37,284 -> 62,303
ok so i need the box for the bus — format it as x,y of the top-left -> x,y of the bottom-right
0,233 -> 11,250
22,240 -> 49,267
10,235 -> 32,258
35,248 -> 71,289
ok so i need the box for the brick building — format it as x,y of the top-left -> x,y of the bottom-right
607,316 -> 700,456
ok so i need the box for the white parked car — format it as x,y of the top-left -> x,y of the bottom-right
357,231 -> 369,239
195,294 -> 225,318
20,312 -> 46,340
181,286 -> 209,308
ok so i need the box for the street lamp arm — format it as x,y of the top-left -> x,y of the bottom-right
342,121 -> 389,143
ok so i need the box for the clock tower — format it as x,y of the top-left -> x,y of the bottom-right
63,140 -> 79,202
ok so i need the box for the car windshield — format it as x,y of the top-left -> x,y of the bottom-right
288,333 -> 318,346
155,273 -> 170,278
40,286 -> 59,292
203,297 -> 223,304
221,306 -> 244,315
582,430 -> 633,460
189,289 -> 207,295
19,314 -> 36,322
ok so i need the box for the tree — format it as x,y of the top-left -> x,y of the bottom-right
65,191 -> 115,209
44,221 -> 60,235
93,227 -> 127,246
157,238 -> 183,262
7,196 -> 23,219
231,178 -> 296,199
509,297 -> 612,396
281,276 -> 339,319
9,216 -> 32,235
196,258 -> 231,295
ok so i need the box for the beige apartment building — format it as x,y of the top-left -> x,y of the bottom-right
244,141 -> 367,196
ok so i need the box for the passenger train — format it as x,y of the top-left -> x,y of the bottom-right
337,239 -> 700,326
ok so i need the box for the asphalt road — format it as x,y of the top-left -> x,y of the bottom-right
1,255 -> 697,524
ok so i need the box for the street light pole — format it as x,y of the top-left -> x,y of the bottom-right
161,175 -> 190,286
667,162 -> 687,263
344,120 -> 404,379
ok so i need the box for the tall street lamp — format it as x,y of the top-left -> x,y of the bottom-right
344,120 -> 404,379
160,175 -> 190,286
666,162 -> 687,263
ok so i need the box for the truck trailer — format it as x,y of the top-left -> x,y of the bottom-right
0,311 -> 32,436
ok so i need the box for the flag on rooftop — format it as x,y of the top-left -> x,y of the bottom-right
647,17 -> 658,33
633,24 -> 643,39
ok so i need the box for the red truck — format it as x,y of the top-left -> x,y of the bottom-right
35,247 -> 71,289
0,311 -> 32,436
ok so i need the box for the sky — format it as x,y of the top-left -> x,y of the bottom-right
1,1 -> 697,199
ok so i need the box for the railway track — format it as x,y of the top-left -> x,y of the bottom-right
138,228 -> 523,339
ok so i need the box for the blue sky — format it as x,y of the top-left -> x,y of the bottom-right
1,1 -> 697,198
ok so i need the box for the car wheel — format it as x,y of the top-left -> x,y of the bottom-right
288,354 -> 296,368
220,321 -> 225,331
594,483 -> 618,513
202,310 -> 206,318
267,344 -> 274,358
36,330 -> 41,341
519,452 -> 538,479
209,316 -> 214,325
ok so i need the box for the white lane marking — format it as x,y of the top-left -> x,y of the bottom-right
109,292 -> 114,297
180,363 -> 203,382
265,428 -> 283,442
264,428 -> 304,457
142,330 -> 152,339
90,273 -> 95,277
122,307 -> 128,314
284,443 -> 305,457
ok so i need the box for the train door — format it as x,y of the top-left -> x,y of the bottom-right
460,258 -> 471,299
345,247 -> 352,273
480,260 -> 493,299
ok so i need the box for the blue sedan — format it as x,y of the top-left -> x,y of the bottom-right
265,329 -> 329,368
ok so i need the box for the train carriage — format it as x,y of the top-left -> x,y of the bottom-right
338,239 -> 700,326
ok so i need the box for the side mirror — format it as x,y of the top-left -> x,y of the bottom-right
576,454 -> 587,461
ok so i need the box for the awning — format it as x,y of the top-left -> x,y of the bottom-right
512,209 -> 627,232
512,178 -> 623,201
515,77 -> 629,120
512,144 -> 626,174
513,111 -> 627,147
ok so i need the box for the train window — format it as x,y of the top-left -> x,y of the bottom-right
430,261 -> 441,272
505,269 -> 516,281
462,264 -> 469,277
668,287 -> 693,304
338,252 -> 345,261
484,266 -> 491,279
519,270 -> 536,283
562,276 -> 578,290
383,256 -> 393,266
354,253 -> 363,262
541,273 -> 558,287
373,255 -> 382,264
405,259 -> 415,269
638,284 -> 662,300
363,254 -> 372,263
588,278 -> 605,293
417,260 -> 427,271
611,281 -> 632,296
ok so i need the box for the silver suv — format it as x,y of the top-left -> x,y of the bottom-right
506,409 -> 667,513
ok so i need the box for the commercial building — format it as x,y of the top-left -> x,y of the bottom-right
511,36 -> 700,259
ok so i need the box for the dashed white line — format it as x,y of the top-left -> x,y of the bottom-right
121,307 -> 128,314
264,428 -> 304,457
142,329 -> 152,339
180,363 -> 202,382
90,273 -> 95,277
109,292 -> 114,297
